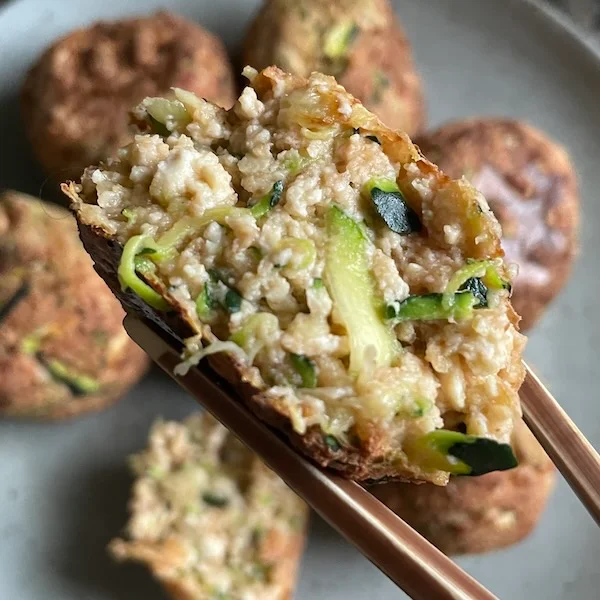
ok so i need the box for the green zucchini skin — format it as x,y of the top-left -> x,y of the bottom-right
290,353 -> 317,388
250,180 -> 284,219
370,186 -> 422,235
413,429 -> 518,476
386,291 -> 477,323
0,282 -> 30,325
450,436 -> 518,476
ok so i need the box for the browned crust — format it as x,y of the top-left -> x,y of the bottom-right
371,422 -> 556,554
0,191 -> 149,420
242,0 -> 425,135
417,118 -> 579,331
266,529 -> 307,600
338,23 -> 425,135
21,11 -> 236,182
68,66 -> 518,483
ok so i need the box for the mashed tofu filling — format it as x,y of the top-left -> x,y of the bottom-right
110,414 -> 307,600
65,67 -> 525,483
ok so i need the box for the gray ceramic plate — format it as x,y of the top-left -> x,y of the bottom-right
1,0 -> 600,598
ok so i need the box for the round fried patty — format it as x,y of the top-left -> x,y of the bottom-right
21,11 -> 236,181
243,0 -> 425,135
0,190 -> 148,420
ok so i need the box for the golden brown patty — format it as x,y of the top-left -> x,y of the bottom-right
21,11 -> 236,181
417,119 -> 579,331
242,0 -> 425,134
372,421 -> 556,555
109,413 -> 308,600
0,190 -> 148,420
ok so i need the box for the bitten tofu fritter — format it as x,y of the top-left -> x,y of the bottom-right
110,412 -> 308,600
65,66 -> 526,483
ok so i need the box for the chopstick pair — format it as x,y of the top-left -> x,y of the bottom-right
123,315 -> 600,600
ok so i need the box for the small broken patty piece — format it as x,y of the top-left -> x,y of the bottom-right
21,11 -> 236,181
242,0 -> 425,135
417,118 -> 579,331
109,413 -> 308,600
371,420 -> 556,555
0,191 -> 148,420
65,66 -> 525,484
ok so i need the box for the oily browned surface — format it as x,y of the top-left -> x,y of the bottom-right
21,11 -> 236,182
372,421 -> 556,555
69,66 -> 518,483
417,118 -> 579,331
0,191 -> 148,420
242,0 -> 425,135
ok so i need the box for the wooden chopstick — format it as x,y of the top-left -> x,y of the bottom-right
123,315 -> 498,600
521,363 -> 600,525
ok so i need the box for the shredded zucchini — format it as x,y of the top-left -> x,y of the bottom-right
290,354 -> 318,388
44,359 -> 101,395
155,208 -> 249,262
323,21 -> 359,60
324,206 -> 398,374
406,429 -> 518,476
118,235 -> 170,311
250,181 -> 284,220
275,237 -> 316,273
386,292 -> 477,323
143,97 -> 191,133
443,259 -> 508,309
230,313 -> 279,362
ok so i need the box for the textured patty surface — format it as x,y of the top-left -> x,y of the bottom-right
243,0 -> 425,134
0,190 -> 148,420
21,11 -> 236,181
110,412 -> 308,600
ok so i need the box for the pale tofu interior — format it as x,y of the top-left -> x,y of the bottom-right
67,68 -> 525,482
110,414 -> 307,600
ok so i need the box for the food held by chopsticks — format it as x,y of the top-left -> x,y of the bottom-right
109,412 -> 308,600
243,0 -> 425,135
64,65 -> 526,484
417,118 -> 579,331
0,190 -> 148,419
373,420 -> 556,554
21,11 -> 236,182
